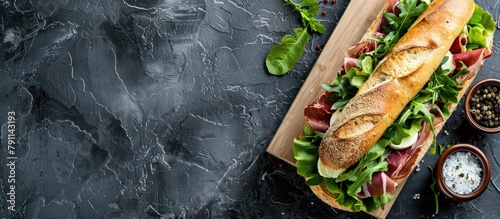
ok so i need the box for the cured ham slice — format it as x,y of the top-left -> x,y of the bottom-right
453,48 -> 491,82
304,91 -> 334,133
357,172 -> 397,198
385,108 -> 446,180
450,33 -> 468,54
387,0 -> 400,14
343,57 -> 359,73
376,0 -> 401,33
346,32 -> 386,59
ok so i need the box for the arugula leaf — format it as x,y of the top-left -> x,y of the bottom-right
324,179 -> 359,211
384,0 -> 428,32
347,161 -> 389,196
322,55 -> 375,110
384,123 -> 409,145
427,64 -> 464,104
375,0 -> 429,58
266,28 -> 310,75
286,0 -> 326,33
336,138 -> 389,182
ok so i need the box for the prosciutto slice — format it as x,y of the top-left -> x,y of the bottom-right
304,91 -> 334,133
345,32 -> 386,59
357,172 -> 397,198
449,33 -> 468,54
385,108 -> 446,180
386,0 -> 400,14
342,57 -> 359,74
375,0 -> 401,33
453,48 -> 491,82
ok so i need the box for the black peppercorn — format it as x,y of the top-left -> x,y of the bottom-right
470,85 -> 500,127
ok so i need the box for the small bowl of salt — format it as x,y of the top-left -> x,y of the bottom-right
435,143 -> 491,201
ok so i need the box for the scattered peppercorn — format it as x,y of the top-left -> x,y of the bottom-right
324,0 -> 329,3
316,45 -> 322,50
332,0 -> 337,3
322,11 -> 326,16
469,85 -> 500,127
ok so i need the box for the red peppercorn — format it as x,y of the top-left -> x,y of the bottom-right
316,45 -> 322,50
332,0 -> 336,3
324,0 -> 328,3
321,11 -> 326,16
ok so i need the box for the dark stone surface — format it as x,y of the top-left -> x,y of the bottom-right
1,0 -> 499,218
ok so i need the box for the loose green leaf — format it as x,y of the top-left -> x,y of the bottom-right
429,166 -> 440,215
266,0 -> 325,75
266,28 -> 309,75
286,0 -> 326,33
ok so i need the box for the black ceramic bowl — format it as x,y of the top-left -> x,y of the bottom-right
435,144 -> 491,201
465,78 -> 500,133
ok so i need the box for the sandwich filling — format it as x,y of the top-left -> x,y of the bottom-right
293,0 -> 495,212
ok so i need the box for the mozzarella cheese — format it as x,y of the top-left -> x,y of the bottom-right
389,131 -> 419,150
442,51 -> 456,74
317,158 -> 346,178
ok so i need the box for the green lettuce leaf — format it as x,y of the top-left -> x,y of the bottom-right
293,138 -> 319,178
466,4 -> 496,50
266,28 -> 309,75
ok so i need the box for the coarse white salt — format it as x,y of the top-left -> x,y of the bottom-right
442,151 -> 483,194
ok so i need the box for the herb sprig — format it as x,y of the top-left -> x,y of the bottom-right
266,0 -> 325,75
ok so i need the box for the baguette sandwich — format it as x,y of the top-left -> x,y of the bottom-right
293,0 -> 495,212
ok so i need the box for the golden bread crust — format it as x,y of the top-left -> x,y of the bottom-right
318,0 -> 475,170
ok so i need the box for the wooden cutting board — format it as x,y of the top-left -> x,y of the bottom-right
266,0 -> 400,218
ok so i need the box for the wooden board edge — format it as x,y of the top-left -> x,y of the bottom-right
266,0 -> 387,166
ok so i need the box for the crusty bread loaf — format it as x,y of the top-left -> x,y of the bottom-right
318,0 -> 475,171
310,62 -> 479,213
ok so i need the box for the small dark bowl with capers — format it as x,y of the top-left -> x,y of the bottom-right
465,78 -> 500,133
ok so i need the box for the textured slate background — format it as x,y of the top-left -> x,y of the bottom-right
1,0 -> 499,218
